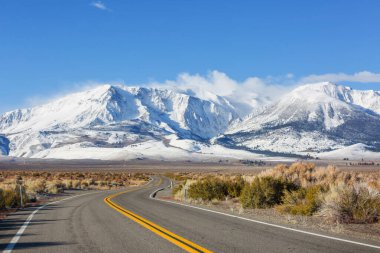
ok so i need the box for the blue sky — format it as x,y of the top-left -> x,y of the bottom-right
1,0 -> 380,113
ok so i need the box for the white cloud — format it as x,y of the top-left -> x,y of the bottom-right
147,71 -> 293,116
300,71 -> 380,84
91,1 -> 109,11
19,73 -> 292,116
17,70 -> 380,117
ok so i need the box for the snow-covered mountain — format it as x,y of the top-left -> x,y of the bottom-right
1,82 -> 379,160
219,82 -> 380,155
0,85 -> 239,158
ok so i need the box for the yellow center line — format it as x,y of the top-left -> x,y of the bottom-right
104,179 -> 213,253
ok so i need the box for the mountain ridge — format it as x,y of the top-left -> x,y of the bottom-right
221,82 -> 380,155
0,84 -> 239,158
1,82 -> 379,160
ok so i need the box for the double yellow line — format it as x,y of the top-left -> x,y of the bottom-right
104,181 -> 213,253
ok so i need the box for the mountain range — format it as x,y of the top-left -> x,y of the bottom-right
1,82 -> 379,160
220,83 -> 380,156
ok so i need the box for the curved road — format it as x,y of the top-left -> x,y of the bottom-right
0,176 -> 379,253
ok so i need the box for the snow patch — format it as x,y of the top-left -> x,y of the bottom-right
318,144 -> 380,160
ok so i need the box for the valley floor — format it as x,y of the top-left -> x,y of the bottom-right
0,156 -> 380,173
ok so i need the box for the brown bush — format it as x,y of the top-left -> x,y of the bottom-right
277,185 -> 325,215
319,183 -> 380,224
240,177 -> 296,209
259,163 -> 338,188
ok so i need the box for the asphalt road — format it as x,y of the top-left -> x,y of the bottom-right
1,176 -> 379,253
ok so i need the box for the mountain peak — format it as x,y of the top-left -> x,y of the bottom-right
302,81 -> 336,87
283,82 -> 361,108
223,81 -> 380,155
0,84 -> 239,158
287,83 -> 380,115
293,82 -> 343,93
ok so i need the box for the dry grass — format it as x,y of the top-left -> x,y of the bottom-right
0,170 -> 149,210
319,183 -> 380,224
258,163 -> 338,187
170,162 -> 380,224
259,163 -> 380,191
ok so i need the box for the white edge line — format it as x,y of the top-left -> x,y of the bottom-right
149,187 -> 380,250
2,192 -> 97,253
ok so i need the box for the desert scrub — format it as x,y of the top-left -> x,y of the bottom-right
188,177 -> 228,201
2,186 -> 28,208
226,175 -> 246,198
0,170 -> 149,211
185,175 -> 246,201
45,180 -> 64,194
240,176 -> 296,209
164,172 -> 192,182
172,184 -> 183,195
25,179 -> 46,195
277,185 -> 325,215
62,179 -> 73,190
3,189 -> 18,208
259,163 -> 338,188
72,180 -> 81,189
173,179 -> 196,201
319,183 -> 380,224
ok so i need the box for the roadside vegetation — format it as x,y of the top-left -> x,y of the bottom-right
170,163 -> 380,224
0,170 -> 148,210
